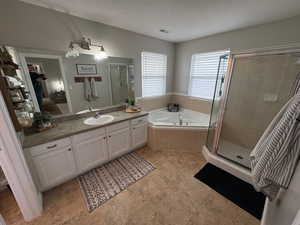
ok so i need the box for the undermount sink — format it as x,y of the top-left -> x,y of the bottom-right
84,115 -> 114,126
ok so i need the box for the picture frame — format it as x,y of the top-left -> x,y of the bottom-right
76,64 -> 97,75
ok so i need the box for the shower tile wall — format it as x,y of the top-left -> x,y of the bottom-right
221,55 -> 300,151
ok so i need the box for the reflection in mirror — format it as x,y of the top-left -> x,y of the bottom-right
110,64 -> 128,105
8,46 -> 135,119
25,56 -> 70,115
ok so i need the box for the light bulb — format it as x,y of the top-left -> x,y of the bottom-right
65,47 -> 80,58
94,46 -> 108,60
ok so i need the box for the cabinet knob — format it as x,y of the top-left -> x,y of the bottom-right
109,135 -> 111,138
103,137 -> 106,139
68,148 -> 72,151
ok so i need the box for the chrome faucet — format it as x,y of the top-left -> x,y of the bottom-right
179,113 -> 183,126
94,112 -> 101,119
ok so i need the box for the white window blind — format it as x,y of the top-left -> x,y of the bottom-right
189,50 -> 229,99
142,52 -> 167,97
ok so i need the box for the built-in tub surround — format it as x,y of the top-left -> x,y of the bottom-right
136,95 -> 172,111
170,94 -> 212,114
148,108 -> 209,152
136,94 -> 212,114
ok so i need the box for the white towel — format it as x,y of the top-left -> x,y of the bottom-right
84,78 -> 91,101
292,208 -> 300,225
250,92 -> 300,200
291,72 -> 300,97
90,78 -> 98,98
0,214 -> 7,225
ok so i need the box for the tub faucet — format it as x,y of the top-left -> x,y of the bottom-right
94,112 -> 101,119
179,113 -> 183,126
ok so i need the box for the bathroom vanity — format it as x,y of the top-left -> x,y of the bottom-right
23,111 -> 148,191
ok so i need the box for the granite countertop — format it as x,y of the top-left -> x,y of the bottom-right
23,111 -> 148,149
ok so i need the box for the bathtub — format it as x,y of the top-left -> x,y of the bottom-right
148,108 -> 210,152
148,108 -> 210,128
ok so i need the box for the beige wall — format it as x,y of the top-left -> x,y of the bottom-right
174,15 -> 300,95
0,0 -> 175,98
220,54 -> 300,149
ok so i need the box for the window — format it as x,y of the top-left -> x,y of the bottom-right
142,52 -> 167,97
189,50 -> 229,99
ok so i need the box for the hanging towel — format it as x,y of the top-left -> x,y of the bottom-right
250,92 -> 300,200
84,78 -> 92,101
292,208 -> 300,225
90,78 -> 98,98
290,72 -> 300,97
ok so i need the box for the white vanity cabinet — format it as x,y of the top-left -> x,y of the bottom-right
72,128 -> 109,174
107,121 -> 131,160
28,138 -> 77,191
26,115 -> 148,191
131,116 -> 148,149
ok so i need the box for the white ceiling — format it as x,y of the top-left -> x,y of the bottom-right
20,0 -> 300,43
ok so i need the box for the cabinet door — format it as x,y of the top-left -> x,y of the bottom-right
32,146 -> 77,191
132,123 -> 148,149
107,127 -> 131,159
73,134 -> 108,173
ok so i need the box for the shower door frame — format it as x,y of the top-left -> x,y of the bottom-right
211,46 -> 300,154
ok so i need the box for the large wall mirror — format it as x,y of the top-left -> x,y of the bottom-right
2,46 -> 135,122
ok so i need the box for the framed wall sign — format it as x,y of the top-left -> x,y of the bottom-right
76,64 -> 97,75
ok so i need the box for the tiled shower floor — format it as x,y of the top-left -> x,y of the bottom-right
218,139 -> 251,168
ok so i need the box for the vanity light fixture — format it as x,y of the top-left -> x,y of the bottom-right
65,37 -> 107,60
94,45 -> 108,60
65,42 -> 80,58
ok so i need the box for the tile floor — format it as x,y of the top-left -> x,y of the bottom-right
0,148 -> 259,225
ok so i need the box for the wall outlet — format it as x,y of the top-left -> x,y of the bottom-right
264,93 -> 278,102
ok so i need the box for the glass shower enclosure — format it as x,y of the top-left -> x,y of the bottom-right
206,49 -> 300,168
109,64 -> 129,105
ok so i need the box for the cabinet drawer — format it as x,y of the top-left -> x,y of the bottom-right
131,116 -> 148,126
106,121 -> 130,133
29,138 -> 71,157
72,128 -> 105,143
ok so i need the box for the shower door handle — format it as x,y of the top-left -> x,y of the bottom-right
218,76 -> 225,96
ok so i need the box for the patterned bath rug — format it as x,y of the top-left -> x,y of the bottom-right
78,151 -> 156,212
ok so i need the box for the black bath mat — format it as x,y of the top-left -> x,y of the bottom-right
194,163 -> 265,220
